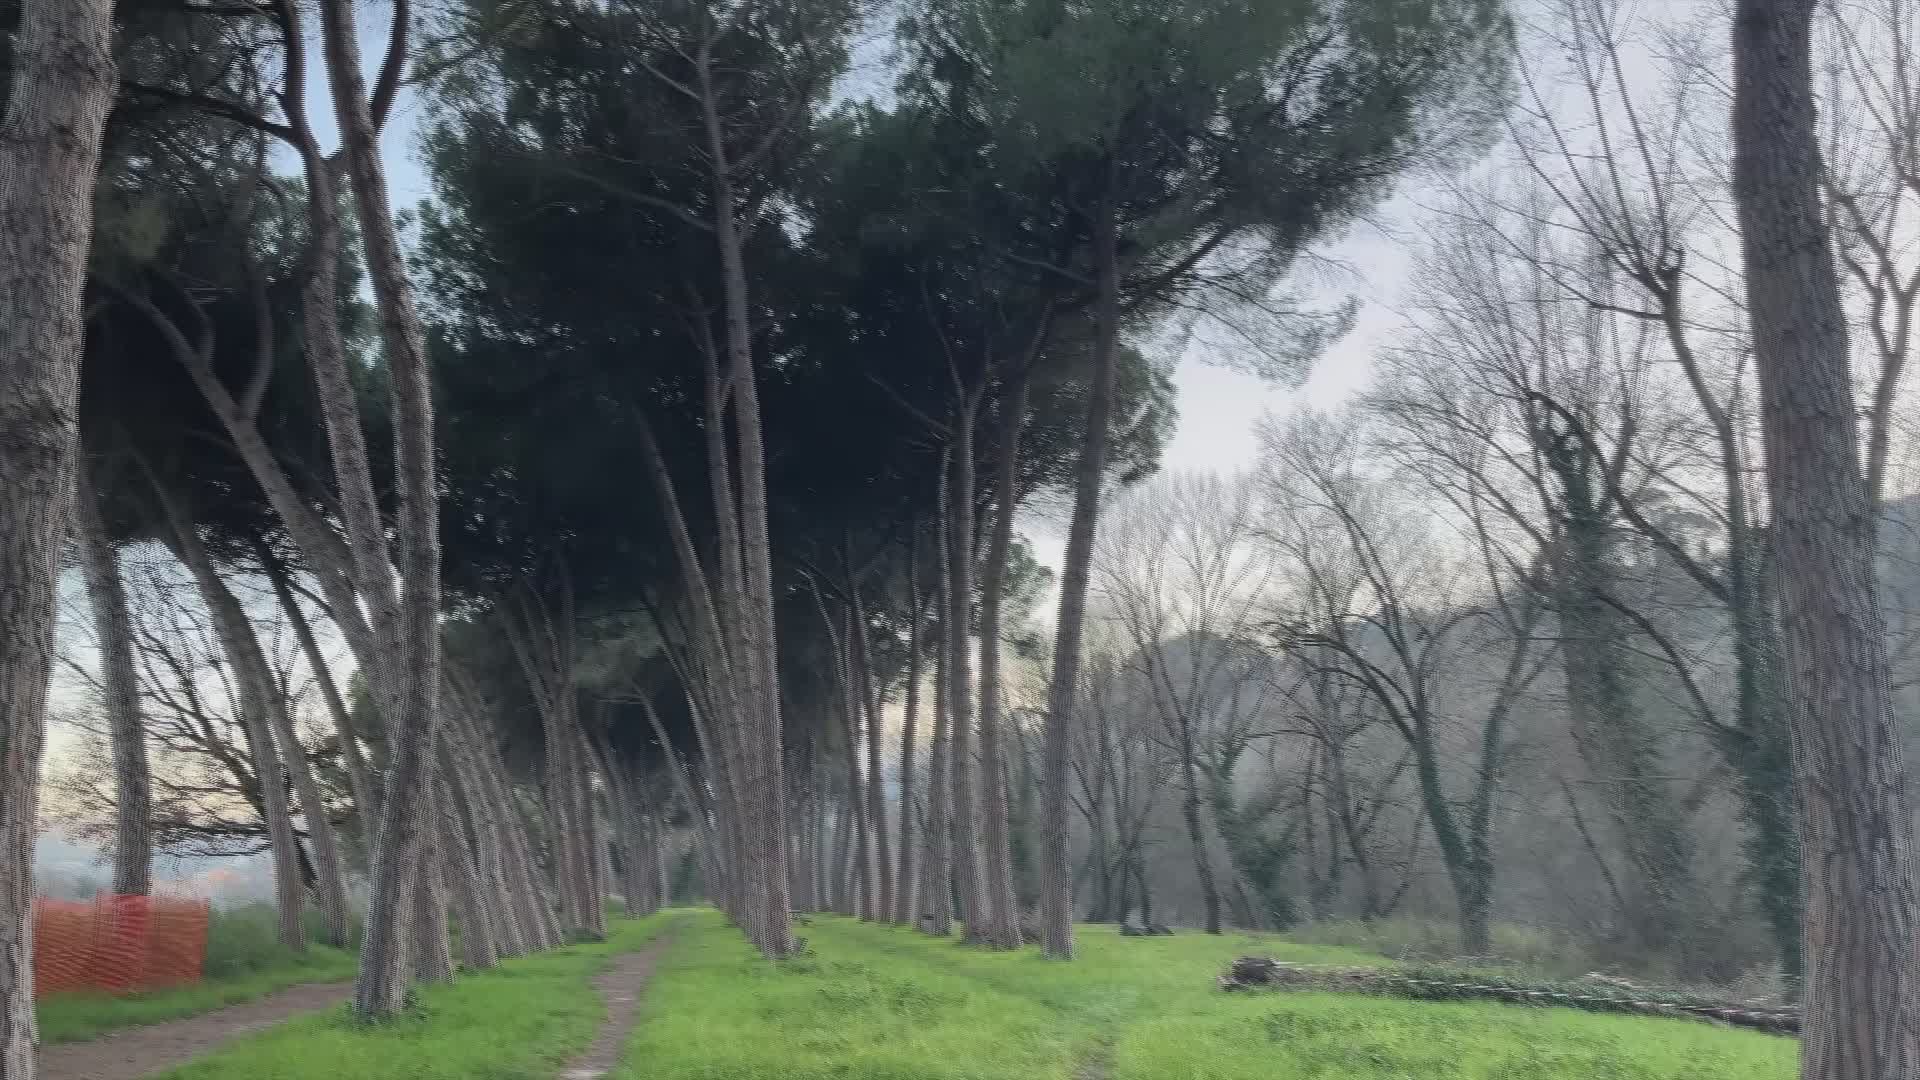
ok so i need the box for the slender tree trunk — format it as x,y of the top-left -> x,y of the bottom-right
0,0 -> 115,1063
922,474 -> 955,936
1038,199 -> 1123,956
257,540 -> 378,831
853,585 -> 893,924
976,373 -> 1032,949
946,415 -> 990,943
164,511 -> 307,951
440,764 -> 499,971
697,45 -> 791,960
75,468 -> 153,897
316,0 -> 445,1018
1731,0 -> 1920,1071
893,547 -> 924,925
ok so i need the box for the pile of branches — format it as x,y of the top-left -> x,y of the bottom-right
1216,957 -> 1799,1036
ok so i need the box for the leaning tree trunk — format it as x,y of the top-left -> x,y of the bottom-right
195,549 -> 351,947
0,0 -> 115,1066
75,467 -> 152,897
945,412 -> 991,944
976,371 -> 1033,949
158,494 -> 312,952
1038,197 -> 1124,958
439,766 -> 499,971
257,541 -> 379,831
316,0 -> 445,1018
698,48 -> 791,959
1730,0 -> 1920,1073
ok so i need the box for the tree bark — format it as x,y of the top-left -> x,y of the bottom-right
892,543 -> 925,926
162,507 -> 309,952
697,42 -> 792,959
0,0 -> 116,1063
975,372 -> 1032,948
1731,0 -> 1920,1072
1038,196 -> 1124,957
257,540 -> 379,833
853,583 -> 893,924
315,0 -> 446,1017
75,467 -> 153,897
922,460 -> 956,937
945,412 -> 990,943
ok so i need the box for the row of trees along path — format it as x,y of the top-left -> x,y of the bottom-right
0,1 -> 1916,1079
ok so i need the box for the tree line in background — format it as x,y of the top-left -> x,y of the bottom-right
0,0 -> 1914,1079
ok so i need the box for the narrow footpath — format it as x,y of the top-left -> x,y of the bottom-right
40,982 -> 353,1080
558,927 -> 682,1080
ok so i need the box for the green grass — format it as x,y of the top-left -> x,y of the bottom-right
620,912 -> 1796,1080
152,911 -> 681,1080
37,905 -> 360,1045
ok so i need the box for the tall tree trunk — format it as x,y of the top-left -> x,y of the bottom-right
922,467 -> 955,937
946,414 -> 990,943
893,544 -> 924,926
853,584 -> 893,924
442,732 -> 523,958
315,0 -> 445,1018
75,467 -> 152,897
194,548 -> 352,948
163,508 -> 308,951
697,44 -> 791,960
1731,0 -> 1920,1072
1038,197 -> 1123,957
975,372 -> 1032,949
0,0 -> 115,1064
257,540 -> 378,831
439,764 -> 499,971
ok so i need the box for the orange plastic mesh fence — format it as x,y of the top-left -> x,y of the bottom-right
33,893 -> 211,997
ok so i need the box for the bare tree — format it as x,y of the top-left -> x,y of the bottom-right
1093,472 -> 1280,933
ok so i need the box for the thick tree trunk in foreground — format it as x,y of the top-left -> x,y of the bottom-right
1731,0 -> 1920,1074
318,0 -> 445,1017
1038,200 -> 1123,958
76,468 -> 153,897
0,0 -> 115,1065
976,373 -> 1033,949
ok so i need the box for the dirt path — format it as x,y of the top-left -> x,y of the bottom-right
557,929 -> 680,1080
40,981 -> 353,1080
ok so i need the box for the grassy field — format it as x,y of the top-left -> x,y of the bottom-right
621,911 -> 1797,1080
67,906 -> 1795,1079
37,906 -> 358,1044
153,912 -> 678,1080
